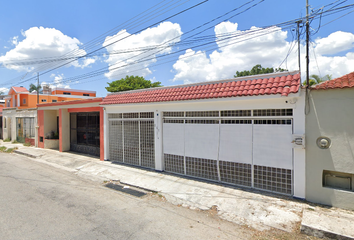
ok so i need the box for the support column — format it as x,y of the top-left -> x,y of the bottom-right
100,107 -> 104,161
154,110 -> 163,171
59,109 -> 70,152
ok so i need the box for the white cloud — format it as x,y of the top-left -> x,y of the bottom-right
41,73 -> 70,90
11,36 -> 19,46
172,21 -> 354,84
314,31 -> 354,55
0,27 -> 95,72
0,87 -> 9,95
103,21 -> 182,79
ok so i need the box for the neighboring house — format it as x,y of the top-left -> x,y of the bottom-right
306,71 -> 354,210
36,98 -> 104,160
101,71 -> 306,198
2,86 -> 97,144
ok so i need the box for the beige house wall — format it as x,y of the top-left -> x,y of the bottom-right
306,88 -> 354,210
44,110 -> 58,138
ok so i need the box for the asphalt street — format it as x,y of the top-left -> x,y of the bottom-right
0,153 -> 250,240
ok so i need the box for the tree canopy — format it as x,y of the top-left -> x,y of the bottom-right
29,83 -> 42,93
234,64 -> 287,78
302,74 -> 332,86
105,75 -> 162,93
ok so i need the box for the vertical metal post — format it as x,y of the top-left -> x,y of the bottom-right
296,20 -> 302,73
37,72 -> 39,104
306,0 -> 310,87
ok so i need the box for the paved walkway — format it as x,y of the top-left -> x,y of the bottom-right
2,141 -> 354,239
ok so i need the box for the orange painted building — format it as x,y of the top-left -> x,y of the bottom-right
4,87 -> 96,109
36,98 -> 104,160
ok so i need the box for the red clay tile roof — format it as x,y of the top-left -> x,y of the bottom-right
311,71 -> 354,90
11,87 -> 29,94
101,72 -> 301,105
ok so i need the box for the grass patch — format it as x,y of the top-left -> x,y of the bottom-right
23,142 -> 32,147
0,146 -> 18,153
5,147 -> 17,153
3,138 -> 11,142
11,140 -> 20,144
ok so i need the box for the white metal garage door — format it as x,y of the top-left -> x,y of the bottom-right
108,112 -> 155,169
163,109 -> 293,195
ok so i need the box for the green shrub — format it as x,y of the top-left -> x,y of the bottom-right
3,138 -> 11,142
23,142 -> 32,147
0,146 -> 6,152
5,147 -> 17,153
11,140 -> 19,144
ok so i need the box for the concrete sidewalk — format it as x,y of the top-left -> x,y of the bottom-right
2,141 -> 354,239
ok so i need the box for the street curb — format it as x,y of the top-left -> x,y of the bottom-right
301,224 -> 354,240
14,150 -> 41,159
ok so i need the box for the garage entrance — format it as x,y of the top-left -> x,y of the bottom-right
163,109 -> 293,195
108,112 -> 155,169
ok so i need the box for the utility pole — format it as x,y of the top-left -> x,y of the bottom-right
306,0 -> 310,87
37,72 -> 39,105
296,20 -> 302,74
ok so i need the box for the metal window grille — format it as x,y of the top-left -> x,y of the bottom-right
164,154 -> 184,174
219,161 -> 252,186
253,109 -> 293,116
16,117 -> 35,143
221,110 -> 251,117
254,165 -> 292,194
123,113 -> 139,119
123,121 -> 140,165
185,119 -> 219,124
254,119 -> 292,125
163,119 -> 184,124
140,120 -> 155,168
109,112 -> 155,169
221,119 -> 252,124
185,111 -> 219,117
109,121 -> 123,162
163,112 -> 185,118
140,112 -> 154,119
108,113 -> 122,119
185,157 -> 219,181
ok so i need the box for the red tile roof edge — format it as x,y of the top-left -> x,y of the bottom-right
106,71 -> 300,96
311,71 -> 354,90
101,71 -> 301,105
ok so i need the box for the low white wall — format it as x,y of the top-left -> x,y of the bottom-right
44,139 -> 59,149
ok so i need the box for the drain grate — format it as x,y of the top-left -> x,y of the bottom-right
105,183 -> 147,198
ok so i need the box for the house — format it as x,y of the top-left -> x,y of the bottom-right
36,98 -> 104,160
2,86 -> 97,144
305,71 -> 354,210
100,71 -> 306,198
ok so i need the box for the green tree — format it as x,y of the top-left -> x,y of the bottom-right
234,64 -> 287,78
29,83 -> 42,93
0,91 -> 4,95
105,75 -> 162,93
302,74 -> 332,86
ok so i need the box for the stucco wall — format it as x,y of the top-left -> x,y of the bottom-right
306,88 -> 354,210
44,110 -> 58,138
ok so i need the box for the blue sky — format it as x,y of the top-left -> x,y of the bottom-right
0,0 -> 353,97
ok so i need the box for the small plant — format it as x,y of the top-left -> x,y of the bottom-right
23,142 -> 32,147
45,131 -> 59,140
3,138 -> 11,142
11,140 -> 19,144
0,146 -> 6,152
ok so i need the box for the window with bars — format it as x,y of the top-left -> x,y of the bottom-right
163,119 -> 184,124
108,113 -> 122,119
185,119 -> 219,124
221,120 -> 252,124
163,112 -> 185,118
254,119 -> 292,125
185,111 -> 219,117
253,109 -> 293,116
221,110 -> 251,117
